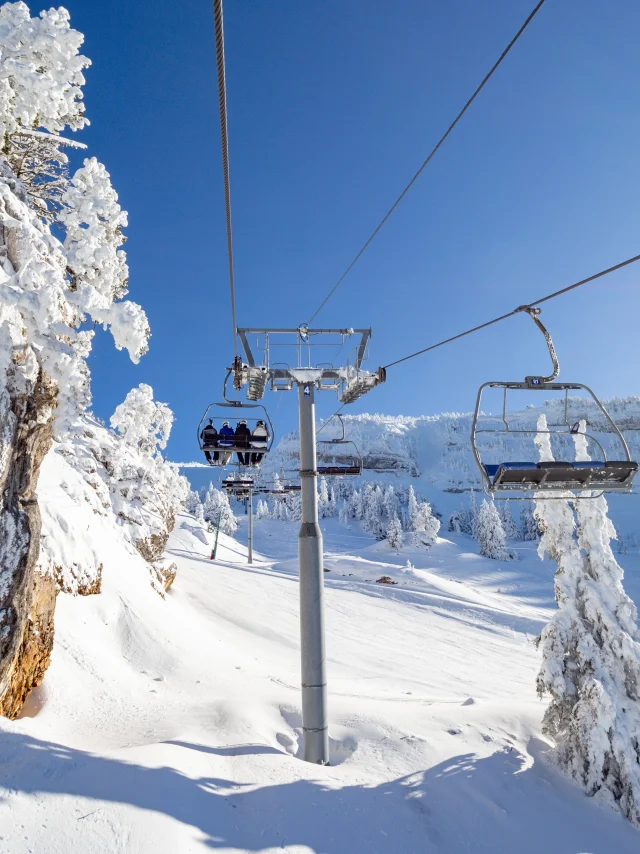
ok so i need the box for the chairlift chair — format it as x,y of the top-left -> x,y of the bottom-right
316,414 -> 363,477
471,307 -> 638,498
197,371 -> 274,468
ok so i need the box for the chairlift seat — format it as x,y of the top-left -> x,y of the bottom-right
317,465 -> 362,476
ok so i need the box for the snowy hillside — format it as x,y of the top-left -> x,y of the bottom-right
2,509 -> 640,851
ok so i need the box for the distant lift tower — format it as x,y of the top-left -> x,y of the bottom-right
231,327 -> 385,764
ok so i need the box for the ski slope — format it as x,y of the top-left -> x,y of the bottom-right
1,512 -> 639,852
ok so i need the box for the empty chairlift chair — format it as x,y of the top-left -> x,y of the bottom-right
316,414 -> 363,477
470,307 -> 638,498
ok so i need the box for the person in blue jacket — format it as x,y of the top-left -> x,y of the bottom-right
218,420 -> 234,465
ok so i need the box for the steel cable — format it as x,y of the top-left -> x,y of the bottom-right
306,0 -> 546,324
213,0 -> 238,356
383,253 -> 640,369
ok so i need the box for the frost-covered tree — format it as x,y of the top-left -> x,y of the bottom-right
407,485 -> 419,531
520,500 -> 540,541
537,419 -> 640,824
386,516 -> 403,551
469,491 -> 480,540
498,500 -> 520,540
255,499 -> 269,521
448,502 -> 472,534
350,488 -> 364,520
363,484 -> 385,539
383,486 -> 400,524
412,501 -> 440,548
318,476 -> 330,518
338,500 -> 349,526
203,485 -> 237,535
110,384 -> 172,456
477,499 -> 513,561
185,490 -> 202,517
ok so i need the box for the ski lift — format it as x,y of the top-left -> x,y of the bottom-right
316,414 -> 362,476
471,307 -> 638,498
197,369 -> 274,468
222,471 -> 255,496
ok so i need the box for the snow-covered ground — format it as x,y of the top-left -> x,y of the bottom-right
1,511 -> 639,852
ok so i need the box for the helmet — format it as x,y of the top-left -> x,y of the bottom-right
223,421 -> 230,426
240,419 -> 247,425
257,420 -> 264,426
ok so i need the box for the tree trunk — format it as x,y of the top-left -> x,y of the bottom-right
0,369 -> 57,718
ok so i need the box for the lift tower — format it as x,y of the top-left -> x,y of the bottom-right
232,327 -> 384,764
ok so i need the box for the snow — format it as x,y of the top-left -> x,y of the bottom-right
3,475 -> 640,849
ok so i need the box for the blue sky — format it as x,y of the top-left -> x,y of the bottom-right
58,0 -> 640,462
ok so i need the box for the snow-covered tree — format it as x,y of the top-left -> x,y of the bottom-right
407,485 -> 419,531
318,476 -> 330,518
363,484 -> 385,539
412,501 -> 440,548
498,500 -> 520,540
383,485 -> 400,524
350,488 -> 364,520
255,499 -> 269,521
520,500 -> 540,541
203,485 -> 237,535
469,491 -> 480,540
339,500 -> 349,526
386,516 -> 403,551
477,499 -> 513,560
185,490 -> 202,516
537,419 -> 640,824
110,384 -> 172,456
448,502 -> 472,534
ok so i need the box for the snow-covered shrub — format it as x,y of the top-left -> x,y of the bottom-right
537,418 -> 640,825
476,499 -> 514,561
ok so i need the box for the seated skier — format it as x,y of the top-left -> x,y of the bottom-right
250,419 -> 270,465
200,419 -> 219,463
234,419 -> 252,465
217,420 -> 234,465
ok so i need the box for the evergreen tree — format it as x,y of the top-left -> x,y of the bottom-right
520,500 -> 540,541
469,491 -> 480,540
203,485 -> 237,535
338,500 -> 349,526
477,499 -> 513,560
384,486 -> 400,525
407,484 -> 419,531
448,502 -> 472,534
386,516 -> 404,550
498,500 -> 520,540
412,501 -> 440,548
185,490 -> 202,516
351,488 -> 364,520
537,419 -> 640,824
318,476 -> 330,518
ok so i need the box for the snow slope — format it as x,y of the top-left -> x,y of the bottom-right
1,508 -> 639,851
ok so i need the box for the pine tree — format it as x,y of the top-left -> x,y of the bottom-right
537,419 -> 640,824
386,516 -> 404,550
203,485 -> 237,535
520,500 -> 540,541
255,499 -> 269,520
412,501 -> 441,548
469,491 -> 480,540
351,488 -> 364,520
407,485 -> 419,531
477,499 -> 513,560
185,490 -> 202,516
339,500 -> 349,526
318,476 -> 330,518
498,500 -> 520,540
384,486 -> 400,525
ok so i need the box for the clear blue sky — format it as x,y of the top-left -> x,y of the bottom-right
58,0 -> 640,462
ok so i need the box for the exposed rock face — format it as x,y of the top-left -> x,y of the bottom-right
0,371 -> 57,718
0,571 -> 56,719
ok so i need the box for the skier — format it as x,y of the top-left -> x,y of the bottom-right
234,419 -> 252,465
250,419 -> 270,465
200,419 -> 219,463
218,421 -> 234,465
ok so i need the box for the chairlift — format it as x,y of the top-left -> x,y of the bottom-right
316,414 -> 362,476
222,471 -> 255,497
197,369 -> 274,468
471,307 -> 638,498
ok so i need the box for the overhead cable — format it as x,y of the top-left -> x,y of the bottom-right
213,0 -> 238,356
306,0 -> 546,324
383,253 -> 640,369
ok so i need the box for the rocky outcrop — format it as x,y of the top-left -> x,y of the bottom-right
0,571 -> 56,719
0,371 -> 57,718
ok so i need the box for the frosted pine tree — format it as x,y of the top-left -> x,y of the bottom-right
386,516 -> 403,551
469,491 -> 480,540
350,488 -> 364,520
338,500 -> 350,526
328,486 -> 338,517
407,485 -> 419,530
537,419 -> 640,824
477,499 -> 513,560
384,486 -> 400,526
498,500 -> 520,540
412,501 -> 440,548
448,502 -> 472,534
203,486 -> 237,535
520,500 -> 540,541
318,476 -> 330,518
185,490 -> 202,516
255,499 -> 269,521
